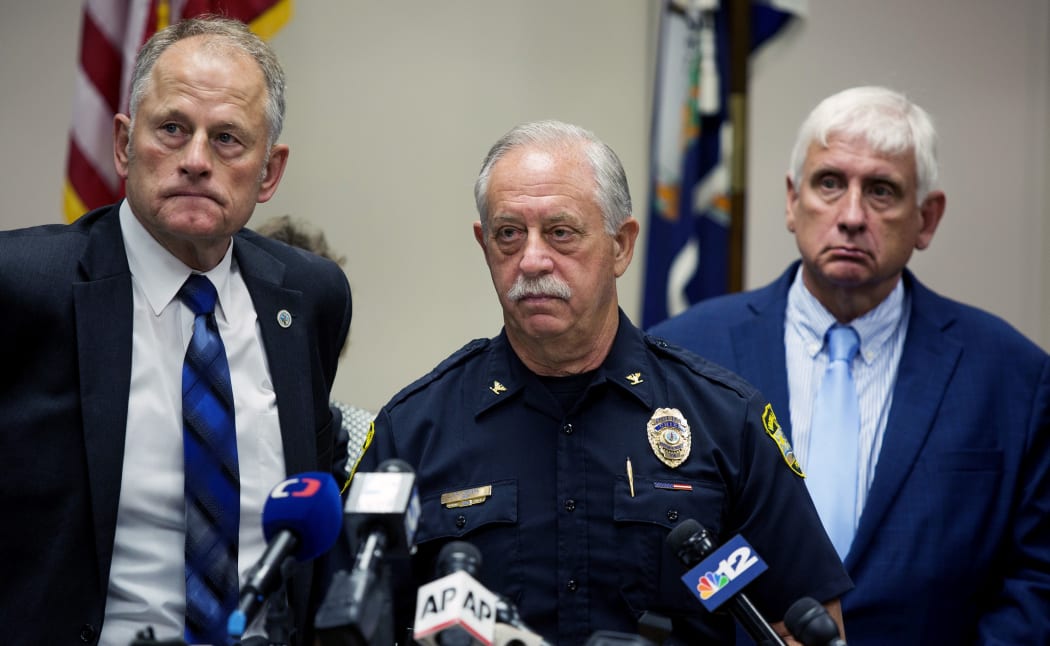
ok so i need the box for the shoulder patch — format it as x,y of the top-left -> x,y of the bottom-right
762,403 -> 804,477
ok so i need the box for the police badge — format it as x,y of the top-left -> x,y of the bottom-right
647,407 -> 692,468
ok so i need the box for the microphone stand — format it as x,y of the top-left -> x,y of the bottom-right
315,533 -> 395,646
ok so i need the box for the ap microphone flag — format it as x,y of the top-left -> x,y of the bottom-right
414,541 -> 497,646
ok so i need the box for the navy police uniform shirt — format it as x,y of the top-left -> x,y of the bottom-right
367,310 -> 852,644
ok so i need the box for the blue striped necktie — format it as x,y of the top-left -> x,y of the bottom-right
806,324 -> 860,560
179,274 -> 239,645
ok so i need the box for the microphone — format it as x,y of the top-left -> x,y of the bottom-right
493,623 -> 547,646
314,458 -> 421,645
666,519 -> 786,646
227,472 -> 343,639
414,541 -> 497,646
492,595 -> 548,646
784,597 -> 846,646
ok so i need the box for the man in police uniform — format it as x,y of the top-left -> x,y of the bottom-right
365,120 -> 851,644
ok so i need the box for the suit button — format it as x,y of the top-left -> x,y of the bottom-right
79,624 -> 97,643
564,499 -> 576,512
455,515 -> 467,529
563,423 -> 574,435
567,579 -> 578,592
667,509 -> 679,522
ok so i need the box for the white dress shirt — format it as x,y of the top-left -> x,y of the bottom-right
101,202 -> 286,646
785,265 -> 909,530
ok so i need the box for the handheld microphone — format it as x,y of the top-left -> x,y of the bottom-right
492,595 -> 548,646
315,458 -> 421,645
666,519 -> 786,646
784,597 -> 846,646
414,541 -> 497,646
226,471 -> 343,639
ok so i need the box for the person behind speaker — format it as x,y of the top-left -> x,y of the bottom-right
255,213 -> 376,484
361,120 -> 851,644
649,86 -> 1050,644
0,16 -> 351,645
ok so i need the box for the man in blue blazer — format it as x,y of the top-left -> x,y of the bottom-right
0,17 -> 351,646
650,86 -> 1050,644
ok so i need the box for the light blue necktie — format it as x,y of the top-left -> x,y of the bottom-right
179,274 -> 239,645
806,324 -> 860,560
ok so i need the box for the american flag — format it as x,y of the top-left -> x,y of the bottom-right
63,0 -> 292,222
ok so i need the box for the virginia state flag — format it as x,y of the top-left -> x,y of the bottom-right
63,0 -> 293,223
642,0 -> 801,328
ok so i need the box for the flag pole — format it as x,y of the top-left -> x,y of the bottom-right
727,0 -> 750,293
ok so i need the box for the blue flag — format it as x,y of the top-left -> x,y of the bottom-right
642,0 -> 799,329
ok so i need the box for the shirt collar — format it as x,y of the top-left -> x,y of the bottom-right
786,264 -> 907,364
119,200 -> 236,320
474,308 -> 654,417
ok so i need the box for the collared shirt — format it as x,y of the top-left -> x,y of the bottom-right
371,310 -> 852,645
785,265 -> 909,529
101,201 -> 285,646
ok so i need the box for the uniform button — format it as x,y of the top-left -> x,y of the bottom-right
564,499 -> 576,512
567,579 -> 578,592
563,423 -> 574,435
79,624 -> 97,643
455,515 -> 467,529
667,509 -> 679,522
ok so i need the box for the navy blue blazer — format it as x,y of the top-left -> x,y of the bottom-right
0,204 -> 352,645
649,262 -> 1050,644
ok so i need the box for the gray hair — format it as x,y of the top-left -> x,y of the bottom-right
127,15 -> 286,149
474,120 -> 632,238
789,86 -> 939,204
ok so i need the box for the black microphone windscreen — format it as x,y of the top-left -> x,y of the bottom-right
665,519 -> 703,552
664,518 -> 716,567
784,597 -> 842,646
436,540 -> 483,578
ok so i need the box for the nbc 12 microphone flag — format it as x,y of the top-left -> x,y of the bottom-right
641,0 -> 802,328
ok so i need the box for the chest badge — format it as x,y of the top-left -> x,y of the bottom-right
647,407 -> 692,469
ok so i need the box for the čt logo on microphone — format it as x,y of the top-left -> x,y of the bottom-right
271,476 -> 324,498
680,534 -> 768,611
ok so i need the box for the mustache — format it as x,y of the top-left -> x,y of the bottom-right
507,274 -> 572,301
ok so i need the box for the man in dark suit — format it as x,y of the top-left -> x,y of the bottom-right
650,86 -> 1050,644
0,17 -> 351,646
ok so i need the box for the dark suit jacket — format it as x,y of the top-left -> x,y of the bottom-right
0,204 -> 352,645
649,262 -> 1050,644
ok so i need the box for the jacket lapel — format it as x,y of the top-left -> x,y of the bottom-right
234,238 -> 317,476
74,205 -> 134,589
730,265 -> 796,438
847,274 -> 962,564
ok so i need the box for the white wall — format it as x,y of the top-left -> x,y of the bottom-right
1,1 -> 1046,413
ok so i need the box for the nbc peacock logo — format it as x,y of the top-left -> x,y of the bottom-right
697,571 -> 730,599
